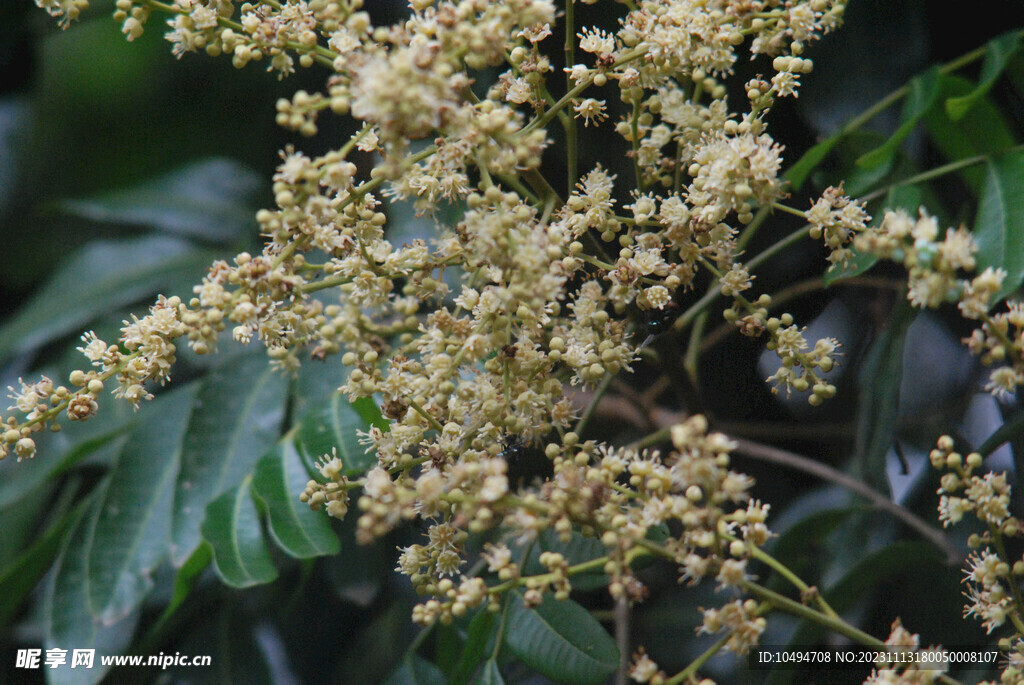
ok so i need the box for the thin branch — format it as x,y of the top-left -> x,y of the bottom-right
729,436 -> 960,564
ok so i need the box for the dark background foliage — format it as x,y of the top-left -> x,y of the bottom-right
2,1 -> 1024,683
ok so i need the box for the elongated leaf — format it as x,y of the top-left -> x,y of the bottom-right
87,385 -> 196,623
767,506 -> 855,584
925,75 -> 1017,193
853,301 -> 916,496
172,351 -> 288,565
251,442 -> 341,558
294,393 -> 387,476
785,136 -> 841,192
856,67 -> 942,170
54,158 -> 261,243
781,541 -> 939,655
202,480 -> 278,588
383,654 -> 448,685
946,32 -> 1021,120
504,592 -> 618,685
974,150 -> 1024,301
0,236 -> 219,363
451,610 -> 499,685
168,604 -> 275,684
0,497 -> 91,627
165,543 -> 212,618
45,492 -> 140,685
291,354 -> 350,418
980,411 -> 1024,458
475,660 -> 505,685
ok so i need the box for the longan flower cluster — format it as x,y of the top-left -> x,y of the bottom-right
3,295 -> 186,461
862,619 -> 947,685
19,0 -> 883,676
320,415 -> 773,630
929,436 -> 1024,684
855,209 -> 1020,398
855,209 -> 994,309
721,294 -> 840,404
806,184 -> 871,267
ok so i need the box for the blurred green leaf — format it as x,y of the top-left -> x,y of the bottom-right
383,653 -> 448,685
504,592 -> 618,685
974,150 -> 1024,302
856,67 -> 941,170
825,541 -> 940,606
925,75 -> 1017,193
0,236 -> 219,364
294,393 -> 387,476
290,355 -> 350,419
87,385 -> 196,624
172,351 -> 288,565
853,300 -> 916,495
946,32 -> 1021,121
786,137 -> 841,192
0,496 -> 90,628
323,513 -> 384,607
475,660 -> 505,685
768,506 -> 856,583
167,604 -> 276,684
251,442 -> 341,558
0,96 -> 31,219
165,542 -> 212,619
54,158 -> 262,244
45,493 -> 140,685
981,412 -> 1024,457
202,479 -> 278,588
435,622 -> 468,676
450,609 -> 499,685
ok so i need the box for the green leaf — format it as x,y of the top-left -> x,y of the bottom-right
166,543 -> 212,618
979,409 -> 1024,458
324,512 -> 385,606
925,75 -> 1017,193
87,385 -> 196,623
53,158 -> 261,244
504,592 -> 619,685
294,393 -> 387,476
946,32 -> 1021,121
167,604 -> 275,684
768,507 -> 856,580
201,479 -> 278,588
856,67 -> 942,170
824,541 -> 939,607
0,236 -> 219,364
450,609 -> 499,685
45,493 -> 140,685
853,300 -> 916,495
382,653 -> 448,685
785,136 -> 841,192
172,351 -> 288,565
780,541 -> 939,660
974,150 -> 1024,301
475,660 -> 505,685
0,497 -> 91,628
251,442 -> 341,558
290,354 -> 351,418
